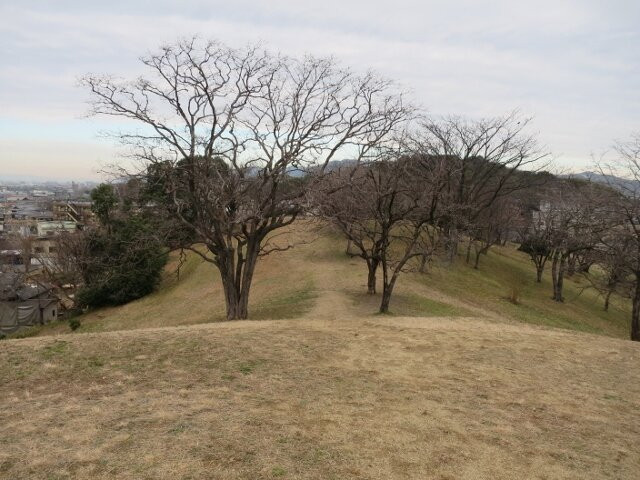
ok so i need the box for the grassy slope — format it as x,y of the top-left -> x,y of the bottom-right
19,222 -> 631,339
425,245 -> 631,338
2,223 -> 639,479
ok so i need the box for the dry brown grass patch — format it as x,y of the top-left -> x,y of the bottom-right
1,317 -> 638,479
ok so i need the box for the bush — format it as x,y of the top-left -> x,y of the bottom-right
76,214 -> 168,309
69,318 -> 81,331
507,286 -> 521,305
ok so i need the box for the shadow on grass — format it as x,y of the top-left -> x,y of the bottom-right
349,290 -> 471,317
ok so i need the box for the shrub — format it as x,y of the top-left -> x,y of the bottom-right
507,286 -> 521,305
69,318 -> 81,331
76,214 -> 167,309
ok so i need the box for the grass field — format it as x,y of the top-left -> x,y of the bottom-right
2,222 -> 638,479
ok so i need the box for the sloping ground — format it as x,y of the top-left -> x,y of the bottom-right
1,317 -> 638,479
2,224 -> 638,478
424,244 -> 631,337
18,222 -> 631,339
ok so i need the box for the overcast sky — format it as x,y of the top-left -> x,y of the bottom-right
0,0 -> 638,181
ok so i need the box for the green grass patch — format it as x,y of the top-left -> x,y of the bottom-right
251,280 -> 317,320
237,359 -> 264,375
424,246 -> 631,338
351,290 -> 469,317
271,466 -> 286,477
40,341 -> 69,359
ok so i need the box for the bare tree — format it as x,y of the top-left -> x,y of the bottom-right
316,156 -> 443,312
31,232 -> 88,309
518,199 -> 554,283
6,234 -> 34,272
590,236 -> 631,312
543,180 -> 609,302
597,133 -> 640,340
315,166 -> 384,294
467,196 -> 523,269
82,39 -> 410,320
416,112 -> 549,263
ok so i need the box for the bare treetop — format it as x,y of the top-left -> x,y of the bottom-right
416,111 -> 549,212
82,38 -> 410,174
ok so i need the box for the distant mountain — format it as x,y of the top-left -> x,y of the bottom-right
285,159 -> 359,177
568,171 -> 640,194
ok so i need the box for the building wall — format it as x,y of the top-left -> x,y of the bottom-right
41,302 -> 58,323
36,221 -> 77,237
0,298 -> 59,334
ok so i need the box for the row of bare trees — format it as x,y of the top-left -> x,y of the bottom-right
81,38 -> 639,341
80,38 -> 548,319
312,112 -> 548,313
515,141 -> 640,341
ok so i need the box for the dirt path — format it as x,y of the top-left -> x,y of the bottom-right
302,236 -> 509,324
306,257 -> 359,320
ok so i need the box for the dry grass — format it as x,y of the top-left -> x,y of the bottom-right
2,223 -> 638,478
17,222 -> 631,340
1,317 -> 639,479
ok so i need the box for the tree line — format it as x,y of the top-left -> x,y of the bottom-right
67,38 -> 640,341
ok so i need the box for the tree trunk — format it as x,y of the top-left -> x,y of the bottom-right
215,240 -> 260,320
536,262 -> 544,283
632,276 -> 640,341
237,240 -> 259,319
220,264 -> 241,320
379,260 -> 399,314
552,253 -> 566,302
473,247 -> 484,269
465,238 -> 472,264
445,227 -> 459,265
566,254 -> 577,277
418,254 -> 429,273
367,259 -> 379,295
474,244 -> 490,270
557,255 -> 566,301
604,289 -> 612,312
379,275 -> 399,314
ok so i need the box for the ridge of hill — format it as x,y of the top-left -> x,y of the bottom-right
16,222 -> 632,339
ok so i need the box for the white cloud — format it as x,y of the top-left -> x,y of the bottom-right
0,0 -> 638,179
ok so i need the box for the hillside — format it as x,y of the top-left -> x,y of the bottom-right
17,222 -> 632,339
2,223 -> 639,479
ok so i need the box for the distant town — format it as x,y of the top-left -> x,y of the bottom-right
0,180 -> 99,332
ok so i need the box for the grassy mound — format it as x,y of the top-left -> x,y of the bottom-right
21,222 -> 630,339
1,317 -> 638,479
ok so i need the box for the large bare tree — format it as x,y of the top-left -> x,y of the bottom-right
541,181 -> 606,302
82,39 -> 410,319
